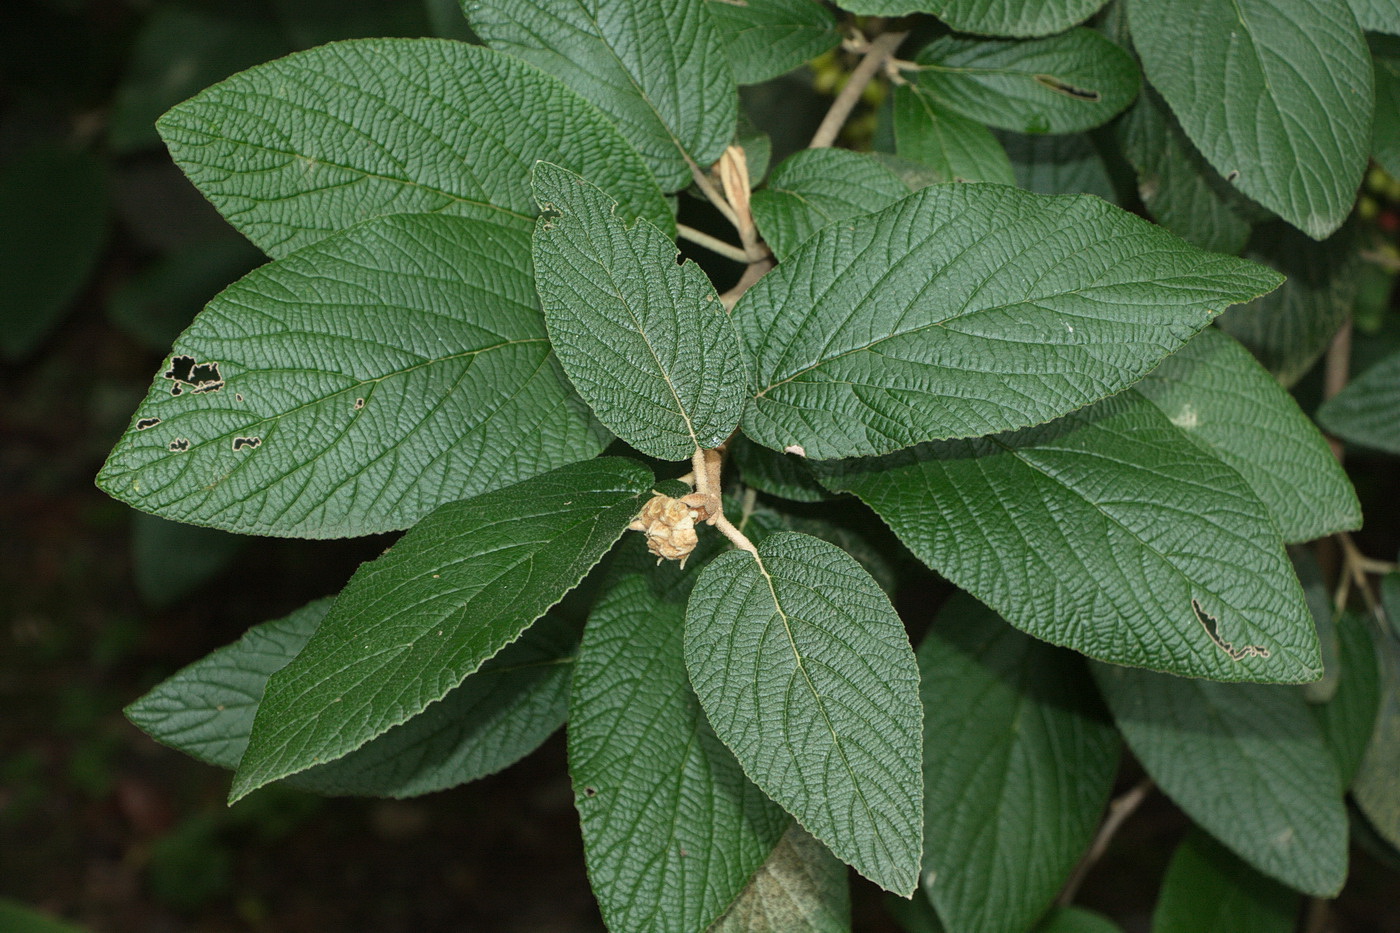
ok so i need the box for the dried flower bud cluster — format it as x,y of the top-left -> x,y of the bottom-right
628,492 -> 713,566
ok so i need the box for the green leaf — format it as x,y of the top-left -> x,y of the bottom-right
1117,89 -> 1253,256
1317,348 -> 1400,455
98,214 -> 607,539
749,149 -> 911,261
1038,907 -> 1125,933
737,182 -> 1283,460
835,1 -> 1109,36
229,457 -> 653,801
999,130 -> 1115,199
1347,0 -> 1400,34
157,37 -> 672,258
1355,633 -> 1400,849
910,29 -> 1140,135
685,532 -> 924,894
893,85 -> 1016,185
465,0 -> 738,190
127,599 -> 579,796
1312,612 -> 1382,788
1217,222 -> 1361,387
131,513 -> 245,608
0,146 -> 108,361
707,0 -> 840,85
571,575 -> 788,933
1134,328 -> 1360,544
708,824 -> 852,933
1128,0 -> 1372,239
531,163 -> 746,460
0,899 -> 93,933
731,436 -> 832,502
918,593 -> 1120,933
1150,829 -> 1299,933
737,499 -> 909,597
1374,37 -> 1400,177
1093,663 -> 1348,896
820,393 -> 1321,683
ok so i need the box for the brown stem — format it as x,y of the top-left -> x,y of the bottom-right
1056,778 -> 1154,907
1322,319 -> 1353,462
677,223 -> 751,263
809,31 -> 909,149
719,255 -> 776,310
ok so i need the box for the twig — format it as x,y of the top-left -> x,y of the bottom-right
1056,778 -> 1154,907
719,255 -> 775,310
1322,319 -> 1353,462
687,154 -> 743,232
677,223 -> 751,264
810,30 -> 909,149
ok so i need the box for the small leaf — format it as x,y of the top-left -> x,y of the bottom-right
1317,348 -> 1400,455
571,575 -> 788,933
1312,612 -> 1382,788
835,1 -> 1110,37
1217,221 -> 1362,387
0,146 -> 108,361
531,163 -> 747,460
708,824 -> 852,933
229,457 -> 653,801
749,149 -> 911,261
686,532 -> 924,894
737,182 -> 1282,460
1129,0 -> 1372,239
1093,663 -> 1348,896
98,214 -> 607,538
1118,89 -> 1253,255
893,85 -> 1015,185
707,0 -> 840,85
1150,829 -> 1299,933
918,594 -> 1121,933
910,29 -> 1139,135
1134,328 -> 1360,544
1374,37 -> 1400,177
466,0 -> 738,190
820,393 -> 1321,683
157,38 -> 672,258
1354,633 -> 1400,850
998,130 -> 1115,199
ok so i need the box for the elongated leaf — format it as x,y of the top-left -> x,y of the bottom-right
128,599 -> 579,796
686,532 -> 924,894
918,594 -> 1120,933
157,38 -> 672,258
736,182 -> 1283,460
820,393 -> 1320,683
571,575 -> 788,933
1134,328 -> 1360,543
1129,0 -> 1371,239
893,85 -> 1015,185
1217,222 -> 1361,387
1093,663 -> 1348,895
531,163 -> 746,460
1151,829 -> 1298,933
1312,612 -> 1382,788
749,149 -> 911,260
1355,634 -> 1400,849
1349,0 -> 1400,32
466,0 -> 737,190
0,146 -> 107,360
999,131 -> 1114,199
839,1 -> 1110,37
1317,349 -> 1400,455
709,824 -> 851,933
98,214 -> 607,539
1374,37 -> 1400,177
707,0 -> 839,85
910,29 -> 1139,135
1117,89 -> 1253,256
229,457 -> 653,801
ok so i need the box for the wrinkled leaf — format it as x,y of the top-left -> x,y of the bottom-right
1317,348 -> 1400,455
1374,37 -> 1400,177
1355,633 -> 1400,849
1150,829 -> 1299,933
158,38 -> 672,258
229,457 -> 653,801
466,0 -> 737,190
1129,0 -> 1372,239
532,163 -> 746,460
737,182 -> 1283,460
686,532 -> 924,894
571,575 -> 788,933
999,130 -> 1114,199
910,29 -> 1139,135
838,1 -> 1110,37
708,824 -> 851,933
918,594 -> 1120,933
1348,0 -> 1400,34
749,148 -> 911,260
821,393 -> 1321,683
1094,663 -> 1348,896
708,0 -> 839,85
893,85 -> 1015,185
1312,612 -> 1382,788
99,214 -> 607,538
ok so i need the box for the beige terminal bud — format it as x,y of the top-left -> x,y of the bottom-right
628,492 -> 713,566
